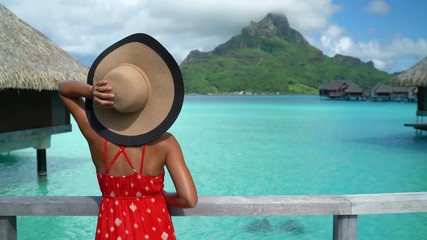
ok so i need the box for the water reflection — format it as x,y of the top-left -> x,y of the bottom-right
245,218 -> 305,235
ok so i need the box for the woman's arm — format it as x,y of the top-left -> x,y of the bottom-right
163,134 -> 198,208
58,80 -> 114,143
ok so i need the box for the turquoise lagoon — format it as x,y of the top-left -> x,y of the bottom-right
0,95 -> 426,239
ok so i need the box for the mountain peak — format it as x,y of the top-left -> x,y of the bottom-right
262,13 -> 291,32
241,13 -> 308,45
180,13 -> 391,94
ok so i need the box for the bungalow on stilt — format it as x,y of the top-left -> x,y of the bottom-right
395,56 -> 427,133
0,4 -> 87,175
319,80 -> 364,100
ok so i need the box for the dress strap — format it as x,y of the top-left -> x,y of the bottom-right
120,148 -> 137,172
139,145 -> 147,174
104,139 -> 137,173
104,139 -> 108,167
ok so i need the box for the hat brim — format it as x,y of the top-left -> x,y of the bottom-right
85,33 -> 184,146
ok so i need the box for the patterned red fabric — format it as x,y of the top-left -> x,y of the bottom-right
95,141 -> 175,240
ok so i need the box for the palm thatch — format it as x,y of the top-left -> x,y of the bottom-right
345,82 -> 363,93
0,4 -> 87,91
394,56 -> 427,87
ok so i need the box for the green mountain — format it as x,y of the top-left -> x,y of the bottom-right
180,13 -> 392,94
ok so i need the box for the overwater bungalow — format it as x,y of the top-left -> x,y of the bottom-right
391,86 -> 417,102
370,83 -> 392,101
319,80 -> 364,100
370,83 -> 416,102
0,4 -> 87,175
394,56 -> 427,132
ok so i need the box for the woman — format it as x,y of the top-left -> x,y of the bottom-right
59,33 -> 197,240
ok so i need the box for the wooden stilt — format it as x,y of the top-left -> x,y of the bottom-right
37,149 -> 47,176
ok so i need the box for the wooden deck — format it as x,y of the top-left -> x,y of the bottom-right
1,192 -> 427,240
404,123 -> 427,131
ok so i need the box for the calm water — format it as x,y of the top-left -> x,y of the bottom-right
1,95 -> 426,239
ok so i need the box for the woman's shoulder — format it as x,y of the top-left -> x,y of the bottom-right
149,132 -> 179,149
151,132 -> 177,143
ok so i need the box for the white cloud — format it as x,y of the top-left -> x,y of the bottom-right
372,58 -> 388,70
366,0 -> 390,15
1,0 -> 426,72
315,26 -> 427,72
1,0 -> 339,63
320,25 -> 354,54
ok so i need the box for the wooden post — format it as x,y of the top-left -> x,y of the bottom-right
0,216 -> 17,240
333,215 -> 357,240
37,149 -> 47,176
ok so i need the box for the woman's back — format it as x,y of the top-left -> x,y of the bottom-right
95,139 -> 175,240
91,134 -> 170,177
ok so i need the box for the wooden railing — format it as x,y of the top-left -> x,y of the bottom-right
1,192 -> 427,240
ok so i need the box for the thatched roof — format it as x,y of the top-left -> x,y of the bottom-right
345,82 -> 363,93
372,83 -> 416,94
372,83 -> 392,94
0,4 -> 87,91
319,80 -> 363,93
394,56 -> 427,87
319,80 -> 346,90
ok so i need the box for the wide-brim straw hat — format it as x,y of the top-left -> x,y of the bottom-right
85,33 -> 184,146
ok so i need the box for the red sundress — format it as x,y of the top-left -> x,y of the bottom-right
95,140 -> 176,240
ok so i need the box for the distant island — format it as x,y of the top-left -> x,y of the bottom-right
180,13 -> 394,95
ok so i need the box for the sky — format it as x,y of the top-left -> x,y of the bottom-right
1,0 -> 427,73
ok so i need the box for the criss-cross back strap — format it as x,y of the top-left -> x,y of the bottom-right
104,140 -> 136,173
104,139 -> 146,173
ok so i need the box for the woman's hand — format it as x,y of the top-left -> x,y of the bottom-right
92,80 -> 114,108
